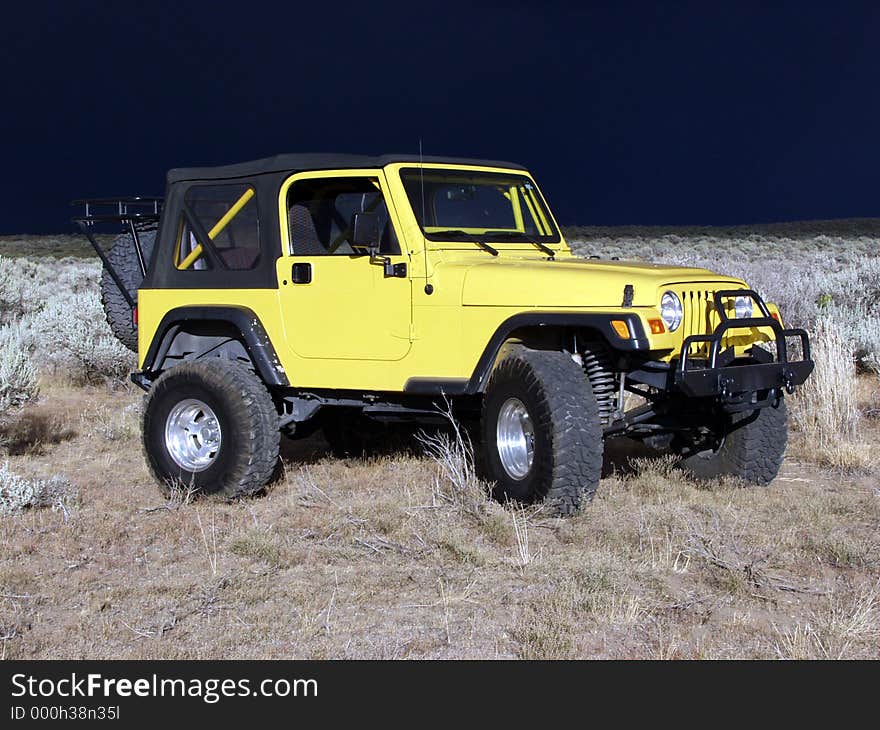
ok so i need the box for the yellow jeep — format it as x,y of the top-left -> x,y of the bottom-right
76,154 -> 813,514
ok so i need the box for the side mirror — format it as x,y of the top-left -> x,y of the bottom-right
351,212 -> 380,251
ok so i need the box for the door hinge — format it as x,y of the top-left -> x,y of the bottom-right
369,250 -> 407,278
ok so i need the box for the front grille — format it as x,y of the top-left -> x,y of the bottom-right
678,288 -> 724,356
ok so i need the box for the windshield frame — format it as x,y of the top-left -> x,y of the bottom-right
398,167 -> 562,245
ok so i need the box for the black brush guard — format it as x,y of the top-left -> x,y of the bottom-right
71,197 -> 163,307
673,290 -> 813,410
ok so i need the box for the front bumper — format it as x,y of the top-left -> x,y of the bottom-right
673,290 -> 813,409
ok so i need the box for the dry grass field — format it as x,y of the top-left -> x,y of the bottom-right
0,223 -> 878,659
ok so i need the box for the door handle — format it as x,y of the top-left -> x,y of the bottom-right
291,262 -> 312,284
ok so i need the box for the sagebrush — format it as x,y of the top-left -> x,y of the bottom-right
0,324 -> 39,411
0,460 -> 74,516
0,254 -> 134,384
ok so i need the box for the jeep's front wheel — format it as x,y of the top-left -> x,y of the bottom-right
480,346 -> 603,516
677,400 -> 788,485
142,359 -> 280,498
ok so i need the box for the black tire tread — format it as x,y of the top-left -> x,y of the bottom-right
142,359 -> 280,499
679,400 -> 787,485
482,346 -> 603,516
100,231 -> 156,352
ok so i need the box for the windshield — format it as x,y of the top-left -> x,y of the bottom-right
400,168 -> 560,243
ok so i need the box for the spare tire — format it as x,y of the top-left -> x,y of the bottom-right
100,230 -> 156,352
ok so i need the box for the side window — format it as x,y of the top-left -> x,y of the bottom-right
286,177 -> 400,256
176,184 -> 260,270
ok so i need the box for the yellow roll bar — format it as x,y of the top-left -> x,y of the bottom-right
509,185 -> 525,232
178,187 -> 255,270
529,190 -> 553,237
520,188 -> 546,236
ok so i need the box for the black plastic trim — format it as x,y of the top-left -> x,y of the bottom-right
291,262 -> 312,284
403,378 -> 469,395
130,371 -> 152,392
464,312 -> 649,394
139,305 -> 289,387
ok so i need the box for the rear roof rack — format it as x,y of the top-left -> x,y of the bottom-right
71,196 -> 164,309
72,196 -> 163,224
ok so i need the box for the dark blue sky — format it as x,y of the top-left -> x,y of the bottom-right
2,1 -> 878,232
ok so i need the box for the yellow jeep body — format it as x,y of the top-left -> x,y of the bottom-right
135,158 -> 780,393
96,152 -> 813,509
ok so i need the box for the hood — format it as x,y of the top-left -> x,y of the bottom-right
456,257 -> 745,307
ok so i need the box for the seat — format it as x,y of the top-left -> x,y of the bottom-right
288,204 -> 327,255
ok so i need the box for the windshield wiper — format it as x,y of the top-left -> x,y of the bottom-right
438,230 -> 498,256
485,231 -> 556,259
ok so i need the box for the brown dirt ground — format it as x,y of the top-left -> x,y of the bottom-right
1,378 -> 878,659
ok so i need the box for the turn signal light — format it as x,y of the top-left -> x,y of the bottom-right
648,318 -> 665,334
771,312 -> 780,322
611,320 -> 630,339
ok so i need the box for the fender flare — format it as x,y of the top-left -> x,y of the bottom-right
404,311 -> 649,396
140,305 -> 289,387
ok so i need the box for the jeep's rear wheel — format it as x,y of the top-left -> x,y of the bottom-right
100,230 -> 156,352
142,359 -> 280,498
678,400 -> 788,485
480,346 -> 603,516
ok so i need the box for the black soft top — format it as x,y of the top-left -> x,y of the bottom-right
167,153 -> 527,184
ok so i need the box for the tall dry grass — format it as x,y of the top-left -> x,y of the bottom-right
789,318 -> 873,471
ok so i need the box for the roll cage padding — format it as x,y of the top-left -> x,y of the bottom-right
140,306 -> 289,387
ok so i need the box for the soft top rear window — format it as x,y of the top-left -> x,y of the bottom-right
175,183 -> 261,271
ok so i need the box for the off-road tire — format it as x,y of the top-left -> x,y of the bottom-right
142,359 -> 280,498
678,400 -> 787,485
480,346 -> 603,516
100,230 -> 156,352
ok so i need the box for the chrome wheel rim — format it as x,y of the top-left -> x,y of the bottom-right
164,399 -> 222,472
496,397 -> 535,480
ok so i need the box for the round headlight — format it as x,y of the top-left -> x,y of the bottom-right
734,295 -> 754,319
660,291 -> 683,332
